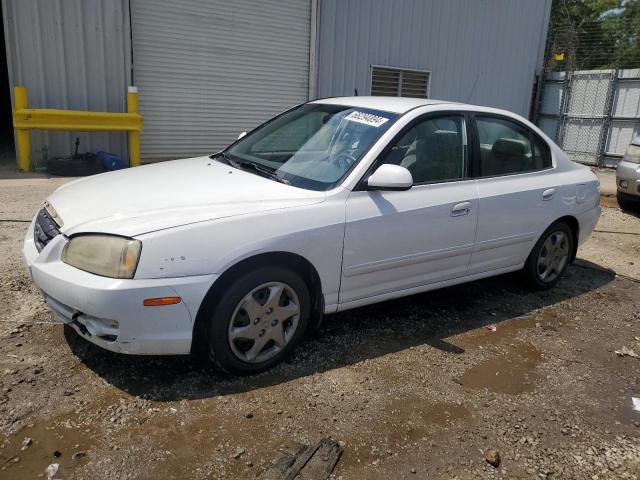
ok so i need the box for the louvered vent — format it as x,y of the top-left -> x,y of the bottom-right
371,67 -> 430,98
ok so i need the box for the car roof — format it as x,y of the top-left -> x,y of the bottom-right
310,96 -> 456,114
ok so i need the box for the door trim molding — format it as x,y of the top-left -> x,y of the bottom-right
343,242 -> 475,277
473,231 -> 537,252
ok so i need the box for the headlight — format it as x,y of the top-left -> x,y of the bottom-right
623,144 -> 640,164
62,235 -> 142,279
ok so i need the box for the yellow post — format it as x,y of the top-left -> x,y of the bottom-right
14,86 -> 31,171
127,86 -> 141,167
11,86 -> 143,172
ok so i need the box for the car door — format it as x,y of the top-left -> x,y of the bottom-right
339,113 -> 479,305
468,114 -> 556,275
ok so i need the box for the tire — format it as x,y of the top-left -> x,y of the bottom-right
522,221 -> 574,290
617,192 -> 637,211
47,154 -> 104,177
205,266 -> 310,375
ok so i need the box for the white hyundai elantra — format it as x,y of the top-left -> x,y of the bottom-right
23,97 -> 601,374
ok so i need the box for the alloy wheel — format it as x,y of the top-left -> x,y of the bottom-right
537,230 -> 570,283
227,282 -> 300,363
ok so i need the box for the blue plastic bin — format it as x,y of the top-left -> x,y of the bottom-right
97,151 -> 127,171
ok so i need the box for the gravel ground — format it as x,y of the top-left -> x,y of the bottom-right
0,178 -> 639,480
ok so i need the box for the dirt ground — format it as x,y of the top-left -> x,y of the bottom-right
1,178 -> 639,480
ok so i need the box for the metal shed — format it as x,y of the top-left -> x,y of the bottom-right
316,0 -> 552,116
1,0 -> 552,168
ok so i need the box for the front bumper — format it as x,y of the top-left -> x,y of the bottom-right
616,160 -> 640,198
23,219 -> 216,355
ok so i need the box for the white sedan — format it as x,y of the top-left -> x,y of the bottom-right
23,97 -> 601,374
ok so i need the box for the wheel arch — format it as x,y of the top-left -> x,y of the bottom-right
191,251 -> 324,355
548,215 -> 580,262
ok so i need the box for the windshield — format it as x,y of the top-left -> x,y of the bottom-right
223,104 -> 399,190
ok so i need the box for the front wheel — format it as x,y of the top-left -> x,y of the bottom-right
522,222 -> 573,290
205,266 -> 310,375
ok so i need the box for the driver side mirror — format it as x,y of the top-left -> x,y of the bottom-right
366,164 -> 413,191
238,131 -> 247,140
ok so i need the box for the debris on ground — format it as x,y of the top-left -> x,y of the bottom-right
46,463 -> 59,480
20,437 -> 32,450
615,346 -> 639,358
232,447 -> 245,459
633,397 -> 640,412
484,448 -> 501,468
484,324 -> 497,332
261,438 -> 343,480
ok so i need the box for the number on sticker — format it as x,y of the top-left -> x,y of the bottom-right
345,111 -> 389,127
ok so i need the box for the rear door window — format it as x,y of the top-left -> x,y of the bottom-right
474,116 -> 551,177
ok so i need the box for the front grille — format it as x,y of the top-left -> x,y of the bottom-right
34,208 -> 61,252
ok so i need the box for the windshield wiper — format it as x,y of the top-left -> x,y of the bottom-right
241,160 -> 290,185
210,151 -> 235,166
212,152 -> 289,185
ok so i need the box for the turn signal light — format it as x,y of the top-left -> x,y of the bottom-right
143,296 -> 182,307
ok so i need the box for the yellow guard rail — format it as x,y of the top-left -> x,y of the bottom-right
12,86 -> 143,171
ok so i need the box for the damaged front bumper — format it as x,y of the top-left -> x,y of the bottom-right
22,218 -> 216,355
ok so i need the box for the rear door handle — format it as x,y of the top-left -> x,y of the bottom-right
451,201 -> 471,217
542,188 -> 556,201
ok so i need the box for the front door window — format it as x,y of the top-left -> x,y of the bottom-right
377,115 -> 466,184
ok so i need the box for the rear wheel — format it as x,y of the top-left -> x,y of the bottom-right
205,266 -> 310,375
523,222 -> 573,290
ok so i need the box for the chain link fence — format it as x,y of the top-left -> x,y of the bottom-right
536,68 -> 640,167
534,17 -> 640,167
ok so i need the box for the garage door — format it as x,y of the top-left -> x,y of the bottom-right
130,0 -> 311,162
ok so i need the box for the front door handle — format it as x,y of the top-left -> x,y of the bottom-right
451,201 -> 471,217
542,188 -> 555,201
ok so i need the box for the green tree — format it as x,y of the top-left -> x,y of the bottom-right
548,0 -> 640,70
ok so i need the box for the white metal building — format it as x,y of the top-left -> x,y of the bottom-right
1,0 -> 551,167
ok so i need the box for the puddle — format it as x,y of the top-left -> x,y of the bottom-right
450,309 -> 564,395
460,342 -> 542,394
0,412 -> 94,479
455,308 -> 567,350
460,317 -> 535,348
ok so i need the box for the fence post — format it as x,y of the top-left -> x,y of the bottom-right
557,71 -> 572,147
127,86 -> 141,167
597,69 -> 618,168
530,71 -> 543,123
13,86 -> 31,171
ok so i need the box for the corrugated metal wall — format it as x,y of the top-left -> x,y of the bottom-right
316,0 -> 552,117
130,0 -> 311,162
2,0 -> 130,170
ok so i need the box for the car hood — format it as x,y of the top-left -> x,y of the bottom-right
47,156 -> 326,237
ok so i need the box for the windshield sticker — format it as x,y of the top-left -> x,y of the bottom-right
344,111 -> 389,127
